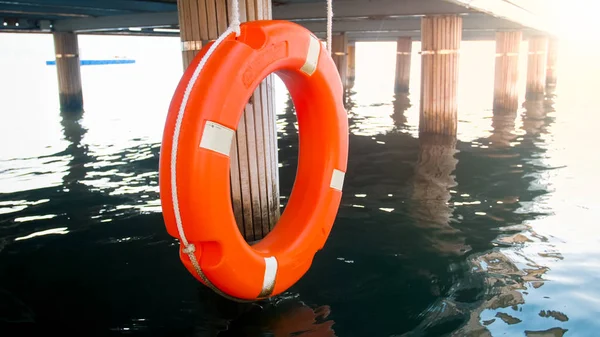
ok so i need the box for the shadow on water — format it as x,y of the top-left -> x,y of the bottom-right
191,289 -> 336,337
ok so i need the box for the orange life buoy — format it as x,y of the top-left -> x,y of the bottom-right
159,20 -> 348,301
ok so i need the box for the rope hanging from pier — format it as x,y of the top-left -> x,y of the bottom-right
168,0 -> 338,303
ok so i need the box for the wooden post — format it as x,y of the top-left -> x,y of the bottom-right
546,38 -> 558,88
526,36 -> 548,100
331,33 -> 348,90
419,15 -> 462,136
395,37 -> 412,93
53,32 -> 83,113
346,43 -> 356,89
176,0 -> 279,241
493,31 -> 522,112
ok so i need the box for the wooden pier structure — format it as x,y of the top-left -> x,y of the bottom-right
1,0 -> 557,239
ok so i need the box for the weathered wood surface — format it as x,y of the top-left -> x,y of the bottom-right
419,15 -> 462,136
332,33 -> 348,89
493,31 -> 522,112
526,36 -> 548,100
395,37 -> 412,93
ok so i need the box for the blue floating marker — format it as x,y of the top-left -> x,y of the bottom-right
46,59 -> 136,66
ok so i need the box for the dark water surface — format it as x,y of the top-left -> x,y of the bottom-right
1,35 -> 600,336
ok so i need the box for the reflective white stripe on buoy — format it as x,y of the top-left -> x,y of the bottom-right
259,256 -> 278,297
199,121 -> 235,156
330,169 -> 345,191
300,35 -> 320,76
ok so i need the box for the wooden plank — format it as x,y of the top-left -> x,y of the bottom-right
259,78 -> 275,233
236,111 -> 255,239
251,86 -> 269,238
197,0 -> 209,40
246,0 -> 257,21
243,98 -> 263,240
215,0 -> 228,34
266,75 -> 280,229
205,0 -> 218,39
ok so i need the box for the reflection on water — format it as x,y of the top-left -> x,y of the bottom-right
1,35 -> 600,336
410,134 -> 468,256
392,93 -> 411,128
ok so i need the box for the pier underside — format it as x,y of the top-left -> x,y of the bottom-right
0,0 -> 553,41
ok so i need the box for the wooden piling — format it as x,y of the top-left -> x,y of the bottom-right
546,38 -> 558,88
419,15 -> 462,136
176,0 -> 279,241
53,32 -> 83,113
493,31 -> 522,112
395,37 -> 412,93
331,33 -> 348,90
526,36 -> 548,100
346,44 -> 356,89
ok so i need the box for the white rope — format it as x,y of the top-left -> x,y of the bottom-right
170,0 -> 249,303
326,0 -> 333,55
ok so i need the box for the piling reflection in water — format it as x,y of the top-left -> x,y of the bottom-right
489,110 -> 518,149
60,110 -> 90,192
410,134 -> 468,255
391,93 -> 410,128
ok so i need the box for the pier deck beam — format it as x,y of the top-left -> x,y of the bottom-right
395,37 -> 412,93
177,0 -> 279,241
346,44 -> 356,89
53,32 -> 83,113
331,33 -> 348,91
419,15 -> 462,136
493,31 -> 522,112
546,38 -> 558,88
526,36 -> 548,100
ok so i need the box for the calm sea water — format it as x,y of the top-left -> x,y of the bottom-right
1,33 -> 600,336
